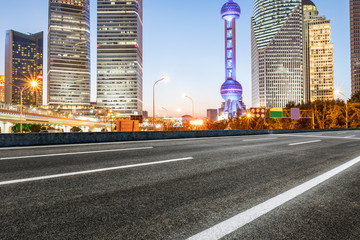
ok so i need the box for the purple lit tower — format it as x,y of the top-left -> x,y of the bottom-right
220,0 -> 244,117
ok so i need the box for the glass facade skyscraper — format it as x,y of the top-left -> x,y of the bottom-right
5,30 -> 43,106
251,0 -> 303,108
48,0 -> 91,107
97,0 -> 143,116
350,0 -> 360,95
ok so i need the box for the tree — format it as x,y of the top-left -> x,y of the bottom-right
29,124 -> 42,133
70,126 -> 82,132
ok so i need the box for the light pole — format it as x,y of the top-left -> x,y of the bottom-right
10,80 -> 38,133
185,95 -> 194,119
153,76 -> 168,130
335,90 -> 348,129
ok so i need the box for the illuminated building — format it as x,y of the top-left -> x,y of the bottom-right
251,0 -> 303,108
48,0 -> 91,107
303,0 -> 334,102
350,0 -> 360,95
0,75 -> 4,102
4,30 -> 43,106
220,0 -> 244,117
97,0 -> 143,116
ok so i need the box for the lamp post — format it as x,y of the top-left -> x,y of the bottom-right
335,90 -> 348,129
10,80 -> 38,133
185,95 -> 194,119
153,76 -> 168,130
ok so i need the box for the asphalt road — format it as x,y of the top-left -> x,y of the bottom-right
0,130 -> 359,240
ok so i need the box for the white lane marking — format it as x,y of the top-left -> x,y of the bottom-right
280,134 -> 360,140
0,136 -> 261,151
1,131 -> 359,151
0,147 -> 153,161
243,137 -> 278,142
344,135 -> 356,139
0,157 -> 194,186
288,140 -> 321,146
188,156 -> 360,240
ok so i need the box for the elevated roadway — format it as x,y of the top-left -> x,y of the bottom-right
0,108 -> 110,133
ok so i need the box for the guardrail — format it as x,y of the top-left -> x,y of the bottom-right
0,128 -> 358,147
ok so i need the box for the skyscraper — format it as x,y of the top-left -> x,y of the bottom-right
303,0 -> 334,102
48,0 -> 91,107
97,0 -> 143,116
4,30 -> 43,106
350,0 -> 360,95
251,0 -> 303,108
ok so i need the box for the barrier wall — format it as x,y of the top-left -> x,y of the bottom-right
0,128 -> 359,147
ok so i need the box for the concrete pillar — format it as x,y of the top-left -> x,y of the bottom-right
0,122 -> 13,133
63,125 -> 71,133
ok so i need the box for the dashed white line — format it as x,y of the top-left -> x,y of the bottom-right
243,137 -> 278,142
0,157 -> 194,186
289,140 -> 321,146
187,156 -> 360,240
0,135 -> 264,151
0,147 -> 153,161
344,135 -> 356,139
280,134 -> 360,140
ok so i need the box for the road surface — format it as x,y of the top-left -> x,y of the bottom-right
0,130 -> 359,239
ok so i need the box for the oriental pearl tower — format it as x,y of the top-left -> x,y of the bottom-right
220,0 -> 244,117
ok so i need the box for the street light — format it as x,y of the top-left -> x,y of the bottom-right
184,95 -> 194,119
153,76 -> 168,130
10,80 -> 38,133
334,89 -> 348,129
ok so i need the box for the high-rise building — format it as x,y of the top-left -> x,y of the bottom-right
48,0 -> 91,107
0,75 -> 4,102
251,0 -> 303,108
97,0 -> 143,116
303,0 -> 334,102
350,0 -> 360,95
4,30 -> 43,106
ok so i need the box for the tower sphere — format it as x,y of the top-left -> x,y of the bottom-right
221,80 -> 243,101
221,0 -> 241,21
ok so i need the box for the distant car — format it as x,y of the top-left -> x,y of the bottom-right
40,130 -> 48,133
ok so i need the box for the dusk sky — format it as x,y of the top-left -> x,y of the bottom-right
0,0 -> 351,117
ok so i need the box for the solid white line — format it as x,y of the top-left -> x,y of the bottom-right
243,137 -> 277,142
0,147 -> 153,161
187,156 -> 360,240
288,140 -> 321,146
0,157 -> 194,186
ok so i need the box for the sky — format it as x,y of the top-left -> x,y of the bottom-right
0,0 -> 352,117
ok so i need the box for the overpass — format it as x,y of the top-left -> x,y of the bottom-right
0,105 -> 111,133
